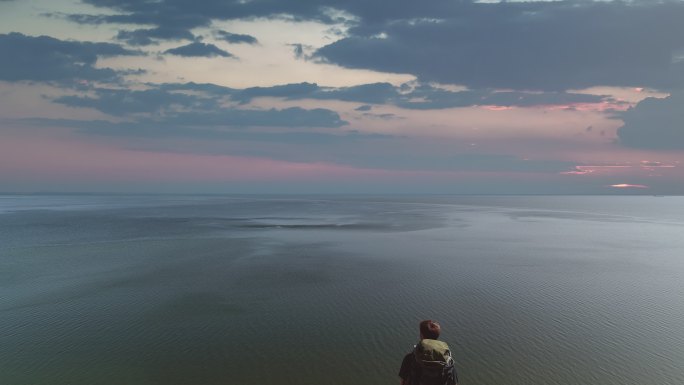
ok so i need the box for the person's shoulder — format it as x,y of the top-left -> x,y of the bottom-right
402,351 -> 414,363
399,351 -> 415,379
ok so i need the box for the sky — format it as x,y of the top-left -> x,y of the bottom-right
1,0 -> 683,194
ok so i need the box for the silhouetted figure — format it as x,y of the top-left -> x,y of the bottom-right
399,320 -> 459,385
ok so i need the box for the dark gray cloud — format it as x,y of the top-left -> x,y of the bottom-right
157,82 -> 236,95
66,0 -> 338,48
65,1 -> 684,90
100,122 -> 361,142
67,8 -> 211,31
16,119 -> 375,144
395,85 -> 609,110
361,112 -> 399,120
72,0 -> 349,29
291,43 -> 305,59
233,82 -> 399,104
46,84 -> 346,128
230,81 -> 607,109
71,0 -> 483,29
166,107 -> 346,128
316,2 -> 684,91
53,88 -> 217,116
314,82 -> 398,104
50,79 -> 609,135
164,42 -> 232,57
215,31 -> 258,45
117,27 -> 196,46
0,32 -> 141,83
617,92 -> 684,150
233,83 -> 320,104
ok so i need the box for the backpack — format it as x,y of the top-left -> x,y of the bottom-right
409,339 -> 457,385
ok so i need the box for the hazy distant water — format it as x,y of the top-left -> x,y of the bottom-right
1,195 -> 683,385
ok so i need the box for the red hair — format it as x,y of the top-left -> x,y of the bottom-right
419,320 -> 441,339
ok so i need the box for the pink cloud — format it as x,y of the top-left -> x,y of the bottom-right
563,161 -> 677,176
640,160 -> 676,169
479,105 -> 514,111
561,165 -> 631,175
609,184 -> 649,189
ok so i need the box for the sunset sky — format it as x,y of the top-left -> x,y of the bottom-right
1,0 -> 683,194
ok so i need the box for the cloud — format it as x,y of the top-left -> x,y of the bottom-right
235,82 -> 402,104
73,0 -> 347,28
157,82 -> 236,96
609,184 -> 649,189
53,88 -> 217,116
166,107 -> 347,128
65,1 -> 684,91
233,82 -> 320,104
229,81 -> 607,109
314,82 -> 399,104
67,0 -> 344,47
18,115 -> 352,136
69,0 -> 479,29
100,108 -> 346,129
315,2 -> 684,91
50,83 -> 351,129
47,79 -> 610,142
0,32 -> 141,83
164,42 -> 232,57
361,112 -> 399,120
117,27 -> 196,46
617,92 -> 684,150
215,31 -> 258,45
394,85 -> 607,110
42,88 -> 347,127
291,43 -> 305,59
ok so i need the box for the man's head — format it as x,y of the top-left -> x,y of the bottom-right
419,320 -> 441,340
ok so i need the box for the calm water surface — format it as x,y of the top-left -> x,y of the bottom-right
1,195 -> 683,385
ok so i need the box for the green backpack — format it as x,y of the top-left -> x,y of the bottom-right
410,339 -> 457,385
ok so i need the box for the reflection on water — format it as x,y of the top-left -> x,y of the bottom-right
1,195 -> 683,385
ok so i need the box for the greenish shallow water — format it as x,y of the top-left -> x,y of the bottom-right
1,195 -> 683,385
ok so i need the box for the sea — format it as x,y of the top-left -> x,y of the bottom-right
1,194 -> 683,385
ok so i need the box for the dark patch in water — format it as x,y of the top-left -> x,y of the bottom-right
239,222 -> 388,230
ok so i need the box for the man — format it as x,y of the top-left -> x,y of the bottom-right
399,320 -> 459,385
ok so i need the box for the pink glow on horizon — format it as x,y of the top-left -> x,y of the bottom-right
0,135 -> 394,182
0,135 -> 550,184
